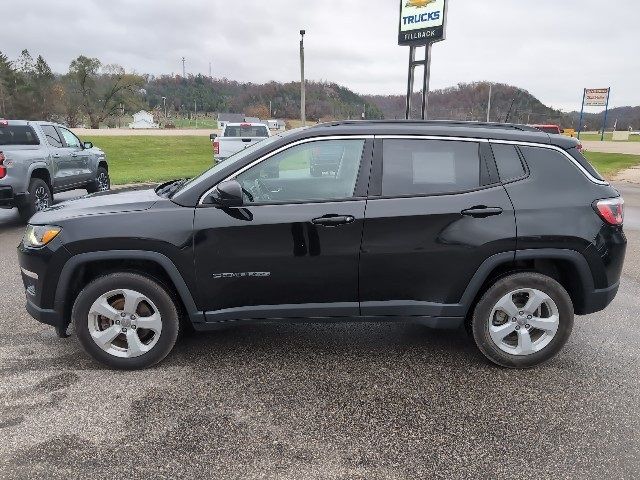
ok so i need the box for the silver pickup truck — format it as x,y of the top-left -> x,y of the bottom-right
0,120 -> 110,221
210,122 -> 270,163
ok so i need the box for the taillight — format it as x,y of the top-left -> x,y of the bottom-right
594,197 -> 624,226
0,119 -> 8,127
576,142 -> 584,152
0,151 -> 6,179
213,141 -> 219,155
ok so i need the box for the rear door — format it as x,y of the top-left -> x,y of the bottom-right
359,137 -> 516,318
193,137 -> 372,322
39,125 -> 69,189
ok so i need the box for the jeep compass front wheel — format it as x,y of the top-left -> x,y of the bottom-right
472,272 -> 574,369
73,273 -> 179,369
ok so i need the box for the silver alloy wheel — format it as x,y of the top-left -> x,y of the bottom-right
34,186 -> 50,211
87,289 -> 162,358
488,288 -> 560,356
97,172 -> 109,191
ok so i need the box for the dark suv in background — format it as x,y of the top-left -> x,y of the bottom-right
18,121 -> 626,369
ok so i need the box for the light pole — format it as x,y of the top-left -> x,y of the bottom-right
300,29 -> 306,127
162,96 -> 167,120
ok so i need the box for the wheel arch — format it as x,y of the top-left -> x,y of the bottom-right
461,249 -> 595,318
29,164 -> 52,188
55,251 -> 203,333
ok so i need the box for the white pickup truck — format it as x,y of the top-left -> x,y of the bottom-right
210,122 -> 270,163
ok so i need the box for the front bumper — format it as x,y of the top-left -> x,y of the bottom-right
18,238 -> 72,337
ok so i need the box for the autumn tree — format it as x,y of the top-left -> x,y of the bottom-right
68,55 -> 144,128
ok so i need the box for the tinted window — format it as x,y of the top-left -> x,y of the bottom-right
224,125 -> 269,137
0,126 -> 40,146
382,139 -> 481,196
235,139 -> 365,204
491,144 -> 526,182
536,126 -> 561,134
41,125 -> 63,148
59,127 -> 81,148
566,147 -> 605,181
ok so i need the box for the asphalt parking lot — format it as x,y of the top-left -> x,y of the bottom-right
1,186 -> 640,479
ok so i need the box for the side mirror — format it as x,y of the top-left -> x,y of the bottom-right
209,133 -> 217,141
83,141 -> 93,149
206,180 -> 243,208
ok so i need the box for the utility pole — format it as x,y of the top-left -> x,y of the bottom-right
182,57 -> 186,78
269,100 -> 272,118
194,100 -> 197,128
486,84 -> 492,122
300,30 -> 306,126
162,96 -> 167,120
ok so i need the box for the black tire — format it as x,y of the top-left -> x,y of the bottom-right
72,273 -> 180,369
471,272 -> 574,369
87,166 -> 110,194
18,177 -> 52,222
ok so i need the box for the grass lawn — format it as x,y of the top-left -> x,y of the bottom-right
86,136 -> 213,184
578,133 -> 640,142
584,152 -> 640,177
170,118 -> 218,130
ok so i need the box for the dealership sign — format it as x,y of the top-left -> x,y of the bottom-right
584,88 -> 610,107
398,0 -> 447,46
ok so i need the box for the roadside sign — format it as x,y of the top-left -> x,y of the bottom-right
399,0 -> 448,121
577,87 -> 611,141
584,88 -> 610,107
398,0 -> 447,46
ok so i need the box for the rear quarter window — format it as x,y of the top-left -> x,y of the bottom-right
566,147 -> 605,182
491,143 -> 526,182
0,126 -> 40,146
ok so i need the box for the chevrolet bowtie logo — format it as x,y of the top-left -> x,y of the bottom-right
406,0 -> 436,7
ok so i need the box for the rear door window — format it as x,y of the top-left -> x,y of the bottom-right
382,139 -> 481,196
0,126 -> 40,146
41,125 -> 64,148
491,144 -> 526,182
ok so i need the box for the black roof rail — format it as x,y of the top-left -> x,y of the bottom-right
313,119 -> 540,132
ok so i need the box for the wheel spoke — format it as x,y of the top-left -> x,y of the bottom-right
494,295 -> 519,318
524,290 -> 549,315
528,315 -> 559,333
489,322 -> 517,343
122,289 -> 145,315
135,313 -> 162,333
126,329 -> 148,356
91,325 -> 120,349
515,328 -> 535,355
90,297 -> 120,321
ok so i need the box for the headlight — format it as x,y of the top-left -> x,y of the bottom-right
23,225 -> 61,248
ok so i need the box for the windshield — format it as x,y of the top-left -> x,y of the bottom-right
175,130 -> 303,194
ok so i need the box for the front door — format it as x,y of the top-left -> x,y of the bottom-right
58,127 -> 92,186
194,137 -> 372,322
359,137 -> 517,318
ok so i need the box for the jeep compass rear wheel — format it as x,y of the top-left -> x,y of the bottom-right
472,272 -> 574,369
73,273 -> 179,369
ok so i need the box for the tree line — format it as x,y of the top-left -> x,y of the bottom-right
0,50 -> 384,128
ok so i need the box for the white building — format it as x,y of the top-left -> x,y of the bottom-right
129,110 -> 159,129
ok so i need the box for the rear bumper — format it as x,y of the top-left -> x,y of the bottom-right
0,186 -> 26,208
580,281 -> 620,315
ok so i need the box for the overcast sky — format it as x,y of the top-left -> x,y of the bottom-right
2,0 -> 638,111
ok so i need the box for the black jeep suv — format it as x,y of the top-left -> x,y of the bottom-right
18,121 -> 626,369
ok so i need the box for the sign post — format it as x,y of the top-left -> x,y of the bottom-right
577,88 -> 611,140
399,0 -> 447,120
